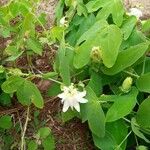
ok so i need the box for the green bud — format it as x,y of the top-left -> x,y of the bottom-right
136,145 -> 148,150
90,46 -> 102,63
121,77 -> 133,93
78,81 -> 85,88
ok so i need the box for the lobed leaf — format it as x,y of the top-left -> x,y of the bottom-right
102,42 -> 149,75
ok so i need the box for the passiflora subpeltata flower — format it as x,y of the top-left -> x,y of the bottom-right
58,83 -> 88,112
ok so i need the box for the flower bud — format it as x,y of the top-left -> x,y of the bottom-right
121,77 -> 133,93
136,145 -> 148,150
90,46 -> 102,63
78,81 -> 85,88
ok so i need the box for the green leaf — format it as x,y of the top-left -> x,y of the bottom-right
93,131 -> 115,150
17,80 -> 44,108
61,109 -> 78,122
0,92 -> 11,106
131,118 -> 150,143
98,25 -> 122,68
58,47 -> 71,86
19,2 -> 30,15
6,51 -> 24,61
5,45 -> 24,61
74,24 -> 122,68
0,65 -> 5,73
73,34 -> 101,69
136,97 -> 150,128
80,86 -> 98,122
0,115 -> 12,129
120,30 -> 147,50
93,120 -> 128,150
134,57 -> 150,75
22,13 -> 35,36
87,0 -> 124,26
111,0 -> 125,26
67,14 -> 96,46
76,20 -> 108,45
136,73 -> 150,93
50,26 -> 64,42
121,16 -> 137,40
5,46 -> 18,56
42,134 -> 55,150
102,42 -> 149,75
38,13 -> 46,26
37,127 -> 51,139
28,140 -> 38,150
0,27 -> 11,38
26,38 -> 43,55
88,71 -> 102,96
81,87 -> 105,137
9,2 -> 20,17
47,83 -> 61,97
88,99 -> 105,137
55,0 -> 64,23
1,76 -> 24,93
86,0 -> 108,13
106,120 -> 128,150
142,19 -> 150,32
2,135 -> 13,149
106,87 -> 138,122
77,3 -> 88,16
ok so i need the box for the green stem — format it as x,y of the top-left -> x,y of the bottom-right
47,77 -> 62,84
71,70 -> 84,78
123,71 -> 139,78
26,74 -> 62,84
82,79 -> 91,83
123,117 -> 131,124
116,131 -> 132,149
134,134 -> 139,146
141,57 -> 146,75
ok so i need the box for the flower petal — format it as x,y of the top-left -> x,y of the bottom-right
78,98 -> 88,103
62,101 -> 70,112
78,91 -> 86,98
58,93 -> 66,99
73,102 -> 80,112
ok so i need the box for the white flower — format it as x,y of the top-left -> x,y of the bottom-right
60,17 -> 68,27
58,83 -> 88,112
129,8 -> 143,19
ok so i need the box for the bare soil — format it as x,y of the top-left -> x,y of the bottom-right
124,0 -> 150,19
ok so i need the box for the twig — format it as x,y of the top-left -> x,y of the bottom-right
0,105 -> 24,115
17,110 -> 23,134
21,107 -> 30,150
